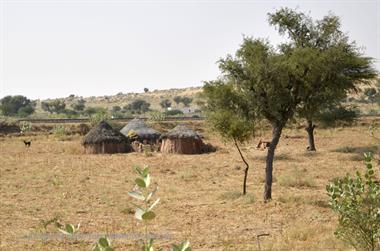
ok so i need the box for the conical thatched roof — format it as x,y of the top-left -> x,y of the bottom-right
161,124 -> 201,139
120,118 -> 161,140
82,121 -> 127,145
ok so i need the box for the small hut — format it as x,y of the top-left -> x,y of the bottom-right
82,121 -> 129,154
120,118 -> 161,152
160,124 -> 203,154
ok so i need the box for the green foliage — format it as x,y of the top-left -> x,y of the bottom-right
363,88 -> 379,105
84,107 -> 107,117
172,240 -> 191,251
128,166 -> 159,249
181,97 -> 193,107
147,111 -> 166,122
0,95 -> 35,117
317,106 -> 358,127
172,96 -> 192,107
19,121 -> 32,134
62,109 -> 79,118
164,109 -> 184,116
144,88 -> 149,93
173,96 -> 182,105
70,99 -> 86,112
89,110 -> 111,126
203,82 -> 254,144
268,7 -> 377,149
326,153 -> 380,251
51,124 -> 70,136
41,99 -> 66,114
125,99 -> 151,114
92,236 -> 114,251
128,165 -> 191,251
159,99 -> 172,109
57,223 -> 80,236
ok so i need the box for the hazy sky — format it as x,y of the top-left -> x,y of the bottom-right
0,0 -> 379,99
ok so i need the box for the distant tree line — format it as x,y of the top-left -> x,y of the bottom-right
0,95 -> 35,117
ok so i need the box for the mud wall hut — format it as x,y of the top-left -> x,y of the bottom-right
160,124 -> 203,154
82,121 -> 129,154
120,118 -> 161,152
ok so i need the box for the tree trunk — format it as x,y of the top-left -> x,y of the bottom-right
234,139 -> 250,195
264,125 -> 283,202
305,120 -> 316,151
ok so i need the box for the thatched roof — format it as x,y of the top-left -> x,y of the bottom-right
161,124 -> 201,139
120,118 -> 161,140
82,121 -> 127,145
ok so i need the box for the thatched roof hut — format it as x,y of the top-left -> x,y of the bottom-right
120,118 -> 161,143
160,124 -> 203,154
82,121 -> 129,154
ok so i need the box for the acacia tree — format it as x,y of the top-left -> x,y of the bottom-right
203,81 -> 255,195
207,8 -> 376,201
268,8 -> 377,151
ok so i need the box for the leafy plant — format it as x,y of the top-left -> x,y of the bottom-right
92,236 -> 114,251
19,121 -> 32,134
57,223 -> 80,236
128,166 -> 160,250
89,112 -> 111,126
148,111 -> 166,122
326,153 -> 380,251
172,240 -> 191,251
128,165 -> 191,251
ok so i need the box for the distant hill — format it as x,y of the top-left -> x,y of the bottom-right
32,87 -> 204,117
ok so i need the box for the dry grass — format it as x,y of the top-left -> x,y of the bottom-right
0,123 -> 379,250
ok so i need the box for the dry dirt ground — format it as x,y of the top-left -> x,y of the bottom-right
0,122 -> 379,251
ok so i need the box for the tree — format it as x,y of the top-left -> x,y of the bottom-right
159,99 -> 172,109
364,88 -> 378,105
207,8 -> 376,200
181,97 -> 193,107
112,106 -> 121,113
216,37 -> 308,201
125,99 -> 151,114
173,96 -> 182,105
268,8 -> 377,151
203,81 -> 255,195
0,95 -> 35,117
41,99 -> 66,114
144,88 -> 149,93
70,99 -> 86,112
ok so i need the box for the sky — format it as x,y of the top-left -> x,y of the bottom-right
0,0 -> 379,100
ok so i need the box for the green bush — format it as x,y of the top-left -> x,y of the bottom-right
89,112 -> 111,126
317,106 -> 358,127
51,124 -> 69,136
19,121 -> 32,134
326,153 -> 380,251
164,109 -> 184,116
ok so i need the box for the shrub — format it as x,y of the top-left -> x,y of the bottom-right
317,106 -> 358,127
148,111 -> 166,122
326,153 -> 380,251
128,165 -> 191,250
164,109 -> 184,116
51,124 -> 69,136
19,121 -> 32,134
89,112 -> 111,126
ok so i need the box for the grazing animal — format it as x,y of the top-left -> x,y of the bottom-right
256,139 -> 270,150
23,140 -> 31,147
